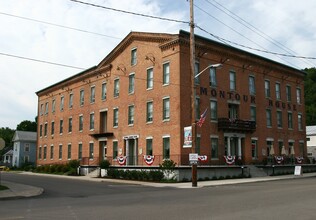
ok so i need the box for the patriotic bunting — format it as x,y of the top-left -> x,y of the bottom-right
295,156 -> 304,164
274,156 -> 284,164
144,155 -> 155,165
224,156 -> 236,165
198,155 -> 208,162
117,156 -> 126,166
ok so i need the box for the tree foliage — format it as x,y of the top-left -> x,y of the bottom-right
304,68 -> 316,126
16,120 -> 37,132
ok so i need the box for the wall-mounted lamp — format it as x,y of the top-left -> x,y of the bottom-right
116,64 -> 126,74
145,53 -> 155,65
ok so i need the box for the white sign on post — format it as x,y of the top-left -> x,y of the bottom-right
189,153 -> 199,162
294,166 -> 302,176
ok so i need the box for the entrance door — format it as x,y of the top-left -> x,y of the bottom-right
126,138 -> 138,165
99,141 -> 107,162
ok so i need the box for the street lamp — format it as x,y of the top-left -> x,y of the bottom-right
191,63 -> 222,187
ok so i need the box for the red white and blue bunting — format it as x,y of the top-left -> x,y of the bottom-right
144,155 -> 155,166
295,156 -> 304,164
198,155 -> 208,163
224,156 -> 236,165
117,156 -> 126,166
274,156 -> 284,164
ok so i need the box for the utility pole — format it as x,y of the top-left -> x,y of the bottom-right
190,0 -> 197,187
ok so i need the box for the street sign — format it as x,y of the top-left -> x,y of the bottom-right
189,153 -> 199,162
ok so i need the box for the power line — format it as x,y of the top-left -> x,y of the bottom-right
0,11 -> 121,40
204,0 -> 316,67
69,0 -> 190,25
195,26 -> 316,60
0,52 -> 86,70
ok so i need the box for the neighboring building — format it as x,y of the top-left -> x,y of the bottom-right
2,149 -> 13,167
307,126 -> 316,159
12,131 -> 37,167
36,30 -> 306,167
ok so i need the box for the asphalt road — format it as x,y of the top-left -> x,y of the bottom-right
1,172 -> 316,220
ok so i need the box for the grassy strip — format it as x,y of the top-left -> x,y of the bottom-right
0,185 -> 9,191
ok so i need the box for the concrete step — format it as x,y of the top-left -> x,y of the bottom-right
86,168 -> 100,178
248,165 -> 268,177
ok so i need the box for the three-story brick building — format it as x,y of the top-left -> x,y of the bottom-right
36,30 -> 306,167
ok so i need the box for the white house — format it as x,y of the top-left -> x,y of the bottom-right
307,126 -> 316,159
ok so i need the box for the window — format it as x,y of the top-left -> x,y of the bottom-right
163,136 -> 170,159
298,113 -> 303,130
249,76 -> 255,95
52,99 -> 56,113
114,78 -> 120,97
265,80 -> 270,98
51,121 -> 55,135
102,82 -> 107,100
68,117 -> 72,133
250,106 -> 256,122
146,101 -> 153,122
44,123 -> 48,136
24,144 -> 30,152
209,68 -> 217,87
194,62 -> 200,84
275,83 -> 281,100
266,109 -> 272,127
78,143 -> 82,160
286,85 -> 291,102
131,48 -> 137,66
211,138 -> 218,159
67,144 -> 71,160
288,112 -> 293,129
210,100 -> 217,120
50,145 -> 54,160
128,105 -> 134,125
90,86 -> 95,103
163,62 -> 170,85
38,146 -> 42,160
296,88 -> 301,104
195,97 -> 200,120
113,141 -> 118,158
147,68 -> 153,89
251,139 -> 258,158
43,146 -> 47,160
39,124 -> 42,137
40,104 -> 44,116
69,93 -> 73,108
146,138 -> 153,155
45,102 -> 49,115
277,111 -> 283,128
79,115 -> 83,131
163,97 -> 170,120
90,113 -> 95,130
59,144 -> 62,160
89,142 -> 94,159
128,73 -> 135,94
60,119 -> 63,134
113,108 -> 119,127
80,89 -> 84,106
60,96 -> 64,111
229,71 -> 236,90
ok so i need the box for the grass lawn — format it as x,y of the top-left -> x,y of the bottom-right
0,184 -> 9,190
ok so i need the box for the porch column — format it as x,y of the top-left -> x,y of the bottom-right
238,138 -> 242,159
227,137 -> 231,156
125,139 -> 129,165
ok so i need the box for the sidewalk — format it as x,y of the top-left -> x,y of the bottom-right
1,171 -> 316,200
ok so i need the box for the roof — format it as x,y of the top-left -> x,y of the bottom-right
3,149 -> 13,156
306,126 -> 316,135
12,131 -> 37,142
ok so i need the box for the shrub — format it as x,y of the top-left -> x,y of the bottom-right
149,170 -> 164,182
68,160 -> 80,169
99,160 -> 111,169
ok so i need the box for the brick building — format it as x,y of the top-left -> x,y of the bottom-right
36,30 -> 306,167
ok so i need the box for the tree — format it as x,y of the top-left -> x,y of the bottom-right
304,68 -> 316,126
16,120 -> 37,132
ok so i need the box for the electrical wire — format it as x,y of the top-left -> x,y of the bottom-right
69,0 -> 190,25
0,52 -> 86,70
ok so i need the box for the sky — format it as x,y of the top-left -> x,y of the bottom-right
1,0 -> 316,129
